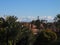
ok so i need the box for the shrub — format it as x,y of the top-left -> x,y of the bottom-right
33,29 -> 57,45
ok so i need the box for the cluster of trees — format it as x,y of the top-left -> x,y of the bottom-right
0,16 -> 20,45
0,14 -> 60,45
0,16 -> 32,45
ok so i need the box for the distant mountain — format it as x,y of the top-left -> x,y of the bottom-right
18,16 -> 54,22
20,18 -> 32,22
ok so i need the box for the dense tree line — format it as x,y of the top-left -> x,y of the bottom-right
0,14 -> 60,45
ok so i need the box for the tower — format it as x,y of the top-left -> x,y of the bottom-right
37,16 -> 39,20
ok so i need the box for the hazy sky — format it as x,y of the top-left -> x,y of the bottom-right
0,0 -> 60,21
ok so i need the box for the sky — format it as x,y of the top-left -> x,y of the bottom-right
0,0 -> 60,22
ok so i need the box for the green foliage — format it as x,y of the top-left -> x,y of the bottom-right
0,17 -> 7,28
31,19 -> 41,29
41,30 -> 57,42
0,16 -> 22,45
0,15 -> 60,45
33,30 -> 57,45
54,14 -> 60,29
5,16 -> 18,23
16,26 -> 33,45
0,28 -> 6,45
